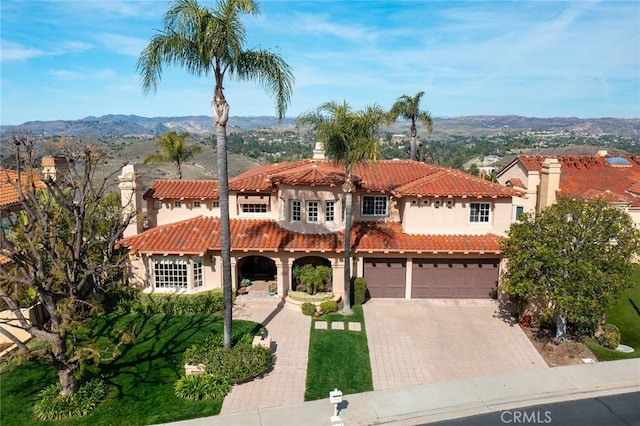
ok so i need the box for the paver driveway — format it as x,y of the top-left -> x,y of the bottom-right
363,299 -> 548,390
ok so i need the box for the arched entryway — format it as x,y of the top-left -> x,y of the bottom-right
237,256 -> 277,284
291,256 -> 331,292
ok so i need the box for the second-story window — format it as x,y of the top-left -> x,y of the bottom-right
362,195 -> 388,216
291,200 -> 301,222
325,201 -> 335,222
307,201 -> 319,223
193,201 -> 201,209
174,200 -> 182,208
212,201 -> 220,208
242,204 -> 267,213
470,202 -> 491,223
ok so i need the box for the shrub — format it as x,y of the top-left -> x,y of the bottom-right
182,335 -> 273,386
353,277 -> 367,305
598,324 -> 621,349
301,302 -> 316,316
207,345 -> 273,384
288,291 -> 333,303
320,300 -> 338,315
174,375 -> 230,401
293,264 -> 332,295
107,289 -> 227,315
34,378 -> 108,420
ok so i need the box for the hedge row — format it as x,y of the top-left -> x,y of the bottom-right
107,287 -> 228,315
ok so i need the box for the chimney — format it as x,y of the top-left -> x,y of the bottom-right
118,164 -> 143,237
312,141 -> 325,160
538,158 -> 561,212
41,156 -> 69,181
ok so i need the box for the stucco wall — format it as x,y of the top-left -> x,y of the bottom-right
401,197 -> 515,236
146,199 -> 220,227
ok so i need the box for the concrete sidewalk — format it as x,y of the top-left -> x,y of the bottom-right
160,359 -> 639,426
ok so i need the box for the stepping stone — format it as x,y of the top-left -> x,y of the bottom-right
315,321 -> 328,330
331,322 -> 344,330
348,322 -> 361,332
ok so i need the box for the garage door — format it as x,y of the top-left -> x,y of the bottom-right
411,259 -> 499,299
363,258 -> 406,298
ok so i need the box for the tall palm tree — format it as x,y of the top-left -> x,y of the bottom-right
143,130 -> 201,179
296,101 -> 385,313
387,91 -> 433,161
137,0 -> 294,349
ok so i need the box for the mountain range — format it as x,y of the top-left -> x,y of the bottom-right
2,114 -> 639,138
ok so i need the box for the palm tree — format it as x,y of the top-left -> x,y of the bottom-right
143,130 -> 202,179
387,91 -> 433,161
137,0 -> 294,349
296,101 -> 385,313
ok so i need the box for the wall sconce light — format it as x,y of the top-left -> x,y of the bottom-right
210,254 -> 216,265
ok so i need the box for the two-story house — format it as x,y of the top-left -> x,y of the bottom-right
119,146 -> 524,300
496,151 -> 640,227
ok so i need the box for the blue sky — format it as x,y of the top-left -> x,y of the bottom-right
1,0 -> 639,125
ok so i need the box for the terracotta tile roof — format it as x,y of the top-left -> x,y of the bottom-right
229,159 -> 518,198
0,168 -> 43,208
119,217 -> 502,255
143,180 -> 219,200
510,155 -> 640,207
393,168 -> 523,198
506,178 -> 527,189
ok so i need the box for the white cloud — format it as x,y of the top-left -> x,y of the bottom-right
94,33 -> 148,57
0,40 -> 48,61
49,68 -> 117,81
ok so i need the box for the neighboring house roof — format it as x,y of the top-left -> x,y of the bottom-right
505,178 -> 526,189
0,168 -> 44,209
119,216 -> 502,255
143,180 -> 219,200
228,159 -> 521,198
499,155 -> 640,207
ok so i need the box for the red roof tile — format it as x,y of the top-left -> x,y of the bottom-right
229,159 -> 518,198
511,155 -> 640,207
0,168 -> 43,208
506,178 -> 526,189
144,180 -> 219,200
119,217 -> 502,255
393,168 -> 523,198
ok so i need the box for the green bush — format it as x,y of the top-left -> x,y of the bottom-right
598,324 -> 621,349
174,375 -> 230,401
320,300 -> 338,315
107,288 -> 227,315
182,335 -> 273,386
293,264 -> 332,295
34,378 -> 108,420
353,277 -> 367,305
288,291 -> 333,303
301,302 -> 317,316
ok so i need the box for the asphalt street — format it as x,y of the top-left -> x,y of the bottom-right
430,391 -> 640,426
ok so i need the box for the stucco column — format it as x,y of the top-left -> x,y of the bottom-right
332,257 -> 345,299
538,159 -> 561,212
230,257 -> 237,290
274,258 -> 289,295
405,258 -> 413,299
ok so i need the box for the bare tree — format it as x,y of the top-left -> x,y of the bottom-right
0,134 -> 134,396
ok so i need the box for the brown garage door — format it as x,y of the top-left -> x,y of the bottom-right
411,258 -> 499,298
363,258 -> 406,298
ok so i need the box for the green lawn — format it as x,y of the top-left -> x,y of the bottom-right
0,313 -> 261,426
304,305 -> 373,401
585,265 -> 640,361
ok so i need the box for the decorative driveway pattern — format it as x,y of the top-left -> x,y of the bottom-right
363,299 -> 548,390
220,300 -> 311,414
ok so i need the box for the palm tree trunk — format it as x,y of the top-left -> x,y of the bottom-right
410,135 -> 417,161
213,88 -> 233,350
343,190 -> 353,313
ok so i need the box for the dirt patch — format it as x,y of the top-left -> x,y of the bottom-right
521,326 -> 598,367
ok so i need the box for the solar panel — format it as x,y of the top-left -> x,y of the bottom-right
605,157 -> 631,166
